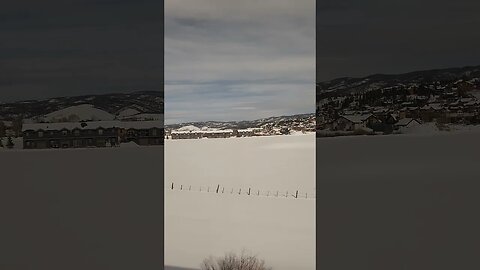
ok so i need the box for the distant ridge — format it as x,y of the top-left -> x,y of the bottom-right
317,64 -> 480,99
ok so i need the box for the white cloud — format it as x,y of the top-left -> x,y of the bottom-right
165,0 -> 315,124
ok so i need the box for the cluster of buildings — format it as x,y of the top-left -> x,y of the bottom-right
22,120 -> 163,149
166,114 -> 316,140
322,113 -> 421,134
261,115 -> 316,135
317,78 -> 480,135
168,128 -> 261,140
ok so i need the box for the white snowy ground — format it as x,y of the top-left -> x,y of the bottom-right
165,134 -> 316,270
165,134 -> 316,193
0,146 -> 164,269
399,122 -> 480,135
316,131 -> 480,269
0,134 -> 316,269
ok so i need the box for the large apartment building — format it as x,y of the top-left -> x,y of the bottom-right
22,120 -> 163,149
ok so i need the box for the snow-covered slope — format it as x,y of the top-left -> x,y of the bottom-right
43,104 -> 115,122
117,108 -> 141,118
175,125 -> 201,132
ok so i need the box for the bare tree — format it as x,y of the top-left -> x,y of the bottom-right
201,251 -> 271,270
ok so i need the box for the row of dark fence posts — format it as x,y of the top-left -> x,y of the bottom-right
169,182 -> 308,198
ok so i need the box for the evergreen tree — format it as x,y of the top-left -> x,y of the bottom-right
12,117 -> 23,137
0,121 -> 6,138
6,136 -> 14,149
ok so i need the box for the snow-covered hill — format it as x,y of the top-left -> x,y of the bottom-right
0,90 -> 163,122
42,104 -> 115,122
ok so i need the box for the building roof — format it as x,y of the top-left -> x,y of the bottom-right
22,120 -> 163,132
340,114 -> 374,124
422,103 -> 443,110
395,118 -> 420,126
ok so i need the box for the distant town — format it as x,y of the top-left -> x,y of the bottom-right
316,65 -> 480,137
164,114 -> 316,140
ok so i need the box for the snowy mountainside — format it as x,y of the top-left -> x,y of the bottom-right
0,91 -> 163,122
317,65 -> 480,100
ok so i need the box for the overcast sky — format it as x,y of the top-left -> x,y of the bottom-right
317,0 -> 480,82
165,0 -> 315,124
0,0 -> 163,103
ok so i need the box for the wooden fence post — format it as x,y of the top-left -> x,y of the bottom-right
171,182 -> 174,190
216,184 -> 220,193
295,190 -> 298,198
248,188 -> 251,196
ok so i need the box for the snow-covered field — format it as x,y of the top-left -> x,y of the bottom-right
165,134 -> 316,270
165,134 -> 316,192
0,135 -> 315,269
3,130 -> 480,269
316,131 -> 480,269
0,146 -> 164,269
317,130 -> 480,184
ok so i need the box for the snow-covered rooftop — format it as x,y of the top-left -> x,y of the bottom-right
22,120 -> 163,131
341,114 -> 373,123
421,103 -> 443,110
395,118 -> 419,126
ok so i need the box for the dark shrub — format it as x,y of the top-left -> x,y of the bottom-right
201,251 -> 272,270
